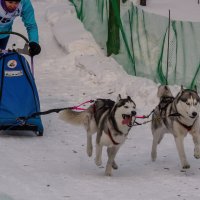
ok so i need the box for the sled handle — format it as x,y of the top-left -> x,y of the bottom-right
0,31 -> 29,43
0,32 -> 30,56
0,31 -> 34,75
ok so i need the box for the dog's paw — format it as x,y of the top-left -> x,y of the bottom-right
87,146 -> 93,157
194,148 -> 200,159
105,163 -> 114,176
112,161 -> 118,170
95,158 -> 102,166
105,171 -> 112,176
194,153 -> 200,159
151,151 -> 157,161
105,167 -> 112,176
182,164 -> 190,169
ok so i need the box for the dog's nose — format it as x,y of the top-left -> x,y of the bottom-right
131,111 -> 137,116
192,112 -> 197,117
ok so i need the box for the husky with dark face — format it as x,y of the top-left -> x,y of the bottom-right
60,95 -> 136,176
151,85 -> 200,169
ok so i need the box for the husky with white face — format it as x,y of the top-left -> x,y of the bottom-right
60,95 -> 136,176
151,85 -> 200,169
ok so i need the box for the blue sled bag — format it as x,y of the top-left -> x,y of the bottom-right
0,52 -> 43,136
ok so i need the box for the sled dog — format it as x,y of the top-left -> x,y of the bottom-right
151,85 -> 200,169
60,95 -> 136,176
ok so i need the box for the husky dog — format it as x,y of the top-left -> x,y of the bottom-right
60,95 -> 136,176
151,85 -> 200,169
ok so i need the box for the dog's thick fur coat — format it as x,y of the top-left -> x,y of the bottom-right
60,95 -> 136,176
151,85 -> 200,169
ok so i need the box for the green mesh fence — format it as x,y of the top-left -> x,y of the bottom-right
70,0 -> 200,89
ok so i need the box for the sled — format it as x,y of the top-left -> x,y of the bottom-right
0,32 -> 43,136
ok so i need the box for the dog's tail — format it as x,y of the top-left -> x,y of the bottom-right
59,109 -> 91,126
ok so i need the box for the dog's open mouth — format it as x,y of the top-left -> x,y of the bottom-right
122,114 -> 133,127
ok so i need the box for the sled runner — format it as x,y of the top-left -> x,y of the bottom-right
0,32 -> 43,136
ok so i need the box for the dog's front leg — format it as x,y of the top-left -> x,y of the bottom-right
174,135 -> 190,169
105,146 -> 120,176
87,132 -> 93,157
107,147 -> 118,169
151,129 -> 163,161
84,114 -> 93,157
95,130 -> 103,166
192,132 -> 200,159
95,143 -> 103,166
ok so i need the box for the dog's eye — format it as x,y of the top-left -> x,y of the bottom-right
124,106 -> 128,108
186,102 -> 190,105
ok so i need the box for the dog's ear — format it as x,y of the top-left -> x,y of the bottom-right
181,85 -> 184,91
164,85 -> 168,90
117,94 -> 122,102
127,96 -> 132,101
194,85 -> 198,93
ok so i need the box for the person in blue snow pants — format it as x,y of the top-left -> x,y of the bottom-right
0,0 -> 41,56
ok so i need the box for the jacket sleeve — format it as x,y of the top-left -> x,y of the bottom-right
20,0 -> 39,43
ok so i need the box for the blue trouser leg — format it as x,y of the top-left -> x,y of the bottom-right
0,36 -> 10,50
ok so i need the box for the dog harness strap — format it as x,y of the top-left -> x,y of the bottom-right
159,96 -> 174,111
17,100 -> 95,120
177,121 -> 193,131
93,104 -> 96,113
107,128 -> 120,145
176,118 -> 196,131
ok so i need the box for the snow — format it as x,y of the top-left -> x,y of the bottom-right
0,0 -> 200,200
131,0 -> 200,22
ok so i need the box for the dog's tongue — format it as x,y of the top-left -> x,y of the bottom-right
122,116 -> 132,125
